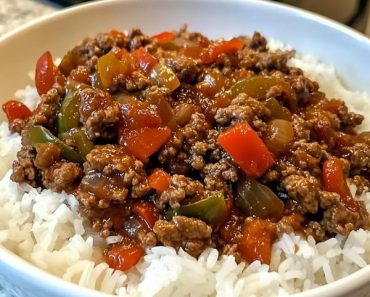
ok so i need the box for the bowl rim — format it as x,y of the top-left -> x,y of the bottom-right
0,0 -> 370,296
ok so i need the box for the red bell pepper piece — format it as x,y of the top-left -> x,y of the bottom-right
238,218 -> 275,265
35,51 -> 57,95
148,169 -> 171,192
2,100 -> 32,123
202,38 -> 244,64
217,122 -> 274,179
126,127 -> 171,161
182,45 -> 203,59
118,102 -> 162,143
151,31 -> 176,43
322,158 -> 361,212
131,48 -> 158,75
133,201 -> 159,229
106,240 -> 143,271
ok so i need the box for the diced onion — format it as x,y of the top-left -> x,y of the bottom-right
264,119 -> 294,156
106,235 -> 123,245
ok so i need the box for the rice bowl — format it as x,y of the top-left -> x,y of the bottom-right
1,1 -> 370,297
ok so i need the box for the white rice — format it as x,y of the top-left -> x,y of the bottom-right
1,44 -> 370,296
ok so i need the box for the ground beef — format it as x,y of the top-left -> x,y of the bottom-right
319,190 -> 340,209
158,112 -> 210,174
137,230 -> 157,249
289,74 -> 320,107
34,143 -> 61,169
214,94 -> 270,131
156,175 -> 204,209
153,216 -> 213,257
78,87 -> 120,139
9,118 -> 27,134
11,145 -> 39,187
77,145 -> 150,208
127,28 -> 152,51
340,143 -> 370,173
124,70 -> 152,91
95,32 -> 128,53
29,88 -> 63,129
281,173 -> 320,213
202,159 -> 238,193
291,114 -> 310,141
238,48 -> 294,73
337,103 -> 364,127
41,161 -> 82,192
166,54 -> 203,83
286,140 -> 326,176
323,203 -> 367,235
65,31 -> 127,73
221,243 -> 242,262
304,221 -> 326,242
350,175 -> 370,195
247,32 -> 268,51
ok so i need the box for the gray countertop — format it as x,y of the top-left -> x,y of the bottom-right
0,0 -> 61,36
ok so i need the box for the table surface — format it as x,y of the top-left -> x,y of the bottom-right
0,0 -> 60,36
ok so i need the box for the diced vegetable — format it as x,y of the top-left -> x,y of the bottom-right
148,93 -> 174,126
264,98 -> 291,121
181,45 -> 203,59
106,241 -> 143,271
58,50 -> 84,76
166,192 -> 226,226
35,51 -> 57,95
118,101 -> 165,149
70,128 -> 94,159
132,201 -> 159,229
150,63 -> 180,92
2,100 -> 32,123
202,38 -> 244,64
97,51 -> 130,89
321,99 -> 343,114
148,169 -> 171,192
29,125 -> 83,163
235,176 -> 284,220
238,218 -> 275,264
322,158 -> 361,212
230,77 -> 296,111
196,70 -> 226,97
173,103 -> 196,126
69,66 -> 90,85
161,38 -> 193,51
113,92 -> 138,105
126,127 -> 171,161
151,31 -> 176,43
57,92 -> 80,135
131,48 -> 158,75
264,119 -> 294,156
217,122 -> 274,179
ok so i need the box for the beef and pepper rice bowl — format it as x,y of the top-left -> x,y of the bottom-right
1,27 -> 370,296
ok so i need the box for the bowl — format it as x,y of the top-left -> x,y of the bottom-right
1,0 -> 370,296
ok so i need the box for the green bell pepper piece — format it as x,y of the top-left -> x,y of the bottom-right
150,63 -> 180,92
165,191 -> 226,225
70,128 -> 94,159
264,98 -> 291,121
29,125 -> 84,163
57,91 -> 80,136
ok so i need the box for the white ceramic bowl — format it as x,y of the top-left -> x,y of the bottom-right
1,0 -> 370,296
